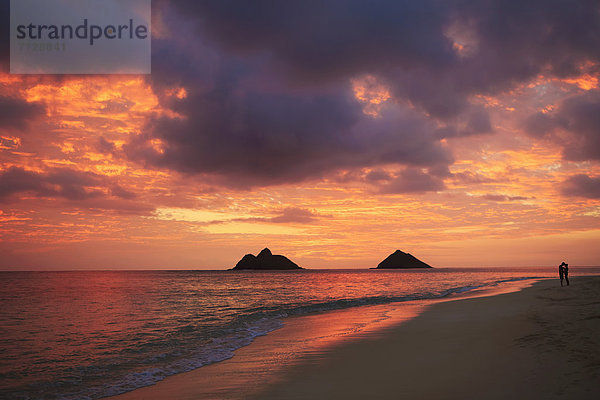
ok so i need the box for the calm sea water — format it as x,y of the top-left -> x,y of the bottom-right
1,267 -> 598,400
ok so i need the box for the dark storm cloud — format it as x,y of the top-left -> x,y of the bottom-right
0,1 -> 47,129
0,167 -> 104,201
110,184 -> 138,200
133,0 -> 600,187
524,90 -> 600,161
163,0 -> 600,114
129,88 -> 361,183
97,136 -> 117,153
561,174 -> 600,199
365,169 -> 392,183
167,1 -> 453,83
0,0 -> 8,71
0,166 -> 149,211
0,167 -> 155,214
129,65 -> 453,187
0,95 -> 45,130
379,168 -> 445,194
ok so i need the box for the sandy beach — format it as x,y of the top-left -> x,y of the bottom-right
256,276 -> 600,399
106,276 -> 599,400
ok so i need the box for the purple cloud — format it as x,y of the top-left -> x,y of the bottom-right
379,168 -> 445,194
129,0 -> 600,188
561,174 -> 600,199
524,90 -> 600,162
0,95 -> 45,130
0,167 -> 103,201
0,167 -> 153,214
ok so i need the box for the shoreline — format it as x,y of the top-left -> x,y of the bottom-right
256,276 -> 600,399
105,278 -> 539,400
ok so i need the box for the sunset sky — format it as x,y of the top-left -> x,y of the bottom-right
1,0 -> 599,269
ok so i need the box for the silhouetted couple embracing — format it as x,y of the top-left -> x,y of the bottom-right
559,262 -> 569,286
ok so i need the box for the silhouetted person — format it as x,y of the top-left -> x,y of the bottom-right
563,263 -> 569,286
559,262 -> 566,286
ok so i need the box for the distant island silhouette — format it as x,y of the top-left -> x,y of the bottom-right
231,248 -> 302,270
374,250 -> 433,269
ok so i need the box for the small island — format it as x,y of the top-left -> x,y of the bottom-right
231,248 -> 303,270
375,250 -> 433,269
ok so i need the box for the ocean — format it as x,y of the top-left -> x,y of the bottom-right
1,267 -> 598,400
